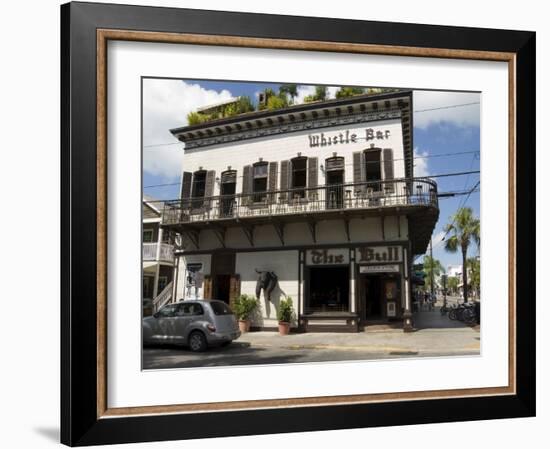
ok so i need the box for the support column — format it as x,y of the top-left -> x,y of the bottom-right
172,257 -> 179,303
156,227 -> 164,261
152,264 -> 160,299
299,252 -> 305,316
153,226 -> 164,300
350,260 -> 356,313
402,246 -> 414,332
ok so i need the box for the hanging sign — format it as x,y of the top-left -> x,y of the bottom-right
359,264 -> 400,273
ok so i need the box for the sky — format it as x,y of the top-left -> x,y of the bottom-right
142,79 -> 480,270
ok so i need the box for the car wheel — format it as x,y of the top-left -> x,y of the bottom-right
188,331 -> 208,352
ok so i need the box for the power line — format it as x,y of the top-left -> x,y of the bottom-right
143,142 -> 182,148
143,157 -> 480,189
413,102 -> 479,114
432,180 -> 481,250
144,170 -> 479,190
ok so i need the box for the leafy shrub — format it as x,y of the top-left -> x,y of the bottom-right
277,297 -> 295,323
232,294 -> 259,321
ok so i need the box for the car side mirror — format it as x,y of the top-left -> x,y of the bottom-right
153,312 -> 160,319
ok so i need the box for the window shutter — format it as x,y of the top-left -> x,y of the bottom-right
383,148 -> 395,193
279,160 -> 290,201
307,157 -> 318,199
204,170 -> 216,209
268,161 -> 278,203
180,172 -> 193,220
180,171 -> 192,200
242,165 -> 252,205
352,152 -> 364,192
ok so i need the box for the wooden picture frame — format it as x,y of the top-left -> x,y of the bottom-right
61,1 -> 535,446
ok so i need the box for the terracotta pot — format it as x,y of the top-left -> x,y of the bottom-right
239,320 -> 251,333
278,321 -> 290,335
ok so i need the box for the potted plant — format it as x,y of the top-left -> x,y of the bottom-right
232,294 -> 258,333
277,296 -> 294,335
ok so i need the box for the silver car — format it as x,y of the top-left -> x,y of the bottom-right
143,300 -> 241,352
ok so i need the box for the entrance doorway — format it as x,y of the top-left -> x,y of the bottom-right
362,274 -> 383,320
214,274 -> 231,303
211,252 -> 236,304
360,273 -> 401,322
220,170 -> 236,217
326,170 -> 344,209
307,266 -> 349,313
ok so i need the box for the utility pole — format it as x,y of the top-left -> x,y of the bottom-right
442,274 -> 448,308
429,238 -> 435,300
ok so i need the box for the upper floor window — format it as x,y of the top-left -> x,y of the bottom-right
365,149 -> 382,191
291,157 -> 307,198
191,170 -> 207,198
191,170 -> 207,208
143,229 -> 154,243
253,162 -> 268,202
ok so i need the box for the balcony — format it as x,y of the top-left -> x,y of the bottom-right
142,242 -> 175,263
161,178 -> 439,254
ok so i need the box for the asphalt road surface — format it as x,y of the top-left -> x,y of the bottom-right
142,341 -> 479,370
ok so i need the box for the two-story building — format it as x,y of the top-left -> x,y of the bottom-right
142,195 -> 177,316
161,90 -> 439,332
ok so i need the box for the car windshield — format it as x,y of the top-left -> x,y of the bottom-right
210,301 -> 233,315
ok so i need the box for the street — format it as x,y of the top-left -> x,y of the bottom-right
143,307 -> 480,369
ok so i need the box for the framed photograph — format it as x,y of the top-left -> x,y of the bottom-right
61,1 -> 535,446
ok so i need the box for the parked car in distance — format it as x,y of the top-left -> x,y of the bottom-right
143,300 -> 241,352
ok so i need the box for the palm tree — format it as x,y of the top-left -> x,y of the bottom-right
423,255 -> 444,293
467,257 -> 480,299
279,84 -> 298,103
443,207 -> 480,303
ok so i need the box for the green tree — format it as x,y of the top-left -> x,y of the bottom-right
467,257 -> 480,299
224,96 -> 254,117
447,276 -> 460,295
443,207 -> 480,303
279,84 -> 298,103
423,255 -> 444,292
335,86 -> 365,98
304,85 -> 328,103
266,92 -> 290,110
258,88 -> 276,111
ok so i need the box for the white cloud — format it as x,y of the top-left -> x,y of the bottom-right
294,85 -> 316,104
413,147 -> 430,177
142,79 -> 233,179
327,86 -> 339,99
413,90 -> 480,129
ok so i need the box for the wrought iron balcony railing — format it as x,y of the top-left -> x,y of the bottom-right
161,178 -> 438,226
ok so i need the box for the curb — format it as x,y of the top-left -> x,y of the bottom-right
248,342 -> 480,354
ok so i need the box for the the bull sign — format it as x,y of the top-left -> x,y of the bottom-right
255,269 -> 278,302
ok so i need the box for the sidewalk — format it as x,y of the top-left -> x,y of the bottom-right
238,310 -> 480,355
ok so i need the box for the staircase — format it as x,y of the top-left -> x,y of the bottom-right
152,281 -> 174,313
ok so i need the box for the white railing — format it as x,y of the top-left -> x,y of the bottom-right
153,281 -> 173,313
142,242 -> 175,263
